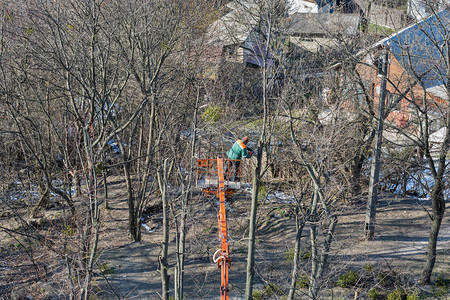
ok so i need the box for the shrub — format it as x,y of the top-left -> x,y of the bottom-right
258,184 -> 268,201
99,262 -> 115,275
434,276 -> 449,297
264,284 -> 283,297
337,270 -> 359,288
62,225 -> 76,237
284,249 -> 295,263
386,289 -> 406,300
201,105 -> 222,124
364,263 -> 374,272
406,292 -> 419,300
301,249 -> 311,261
252,289 -> 264,300
435,275 -> 449,291
368,288 -> 382,299
386,288 -> 419,300
251,284 -> 284,299
297,275 -> 309,289
377,271 -> 394,287
95,162 -> 105,174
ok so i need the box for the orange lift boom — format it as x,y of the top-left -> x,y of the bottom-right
197,153 -> 241,299
214,158 -> 231,300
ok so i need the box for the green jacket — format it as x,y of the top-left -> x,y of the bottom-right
226,139 -> 251,160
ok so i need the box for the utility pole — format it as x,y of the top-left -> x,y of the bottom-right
365,46 -> 389,240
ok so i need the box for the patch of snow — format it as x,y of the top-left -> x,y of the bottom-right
273,191 -> 294,201
142,223 -> 160,233
388,160 -> 449,200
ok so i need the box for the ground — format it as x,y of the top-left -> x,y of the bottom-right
0,177 -> 449,299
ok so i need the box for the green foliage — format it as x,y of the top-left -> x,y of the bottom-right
301,249 -> 311,261
252,289 -> 265,300
386,289 -> 407,300
25,27 -> 34,35
283,248 -> 310,263
265,284 -> 283,297
99,262 -> 115,275
201,105 -> 222,124
160,40 -> 172,51
278,209 -> 286,217
62,225 -> 76,237
368,288 -> 382,299
385,289 -> 419,300
364,263 -> 374,272
406,292 -> 419,300
337,270 -> 359,288
252,284 -> 284,299
297,274 -> 309,289
9,242 -> 23,249
377,272 -> 393,287
95,162 -> 105,174
284,248 -> 295,263
434,275 -> 449,297
435,275 -> 449,289
258,183 -> 268,201
367,23 -> 395,35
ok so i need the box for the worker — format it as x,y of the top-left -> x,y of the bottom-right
226,136 -> 253,181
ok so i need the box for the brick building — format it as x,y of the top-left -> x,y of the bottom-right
357,8 -> 449,135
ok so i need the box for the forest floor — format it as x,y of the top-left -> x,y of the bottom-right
0,177 -> 449,299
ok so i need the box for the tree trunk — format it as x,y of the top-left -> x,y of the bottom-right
350,155 -> 364,199
124,162 -> 138,241
30,179 -> 50,218
365,48 -> 388,240
245,152 -> 262,300
419,187 -> 445,284
101,152 -> 109,209
158,159 -> 170,300
420,98 -> 449,284
288,205 -> 305,300
245,18 -> 271,297
175,88 -> 199,300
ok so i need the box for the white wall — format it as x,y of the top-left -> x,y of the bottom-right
408,0 -> 450,20
288,0 -> 319,14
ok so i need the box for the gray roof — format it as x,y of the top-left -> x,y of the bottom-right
285,13 -> 360,36
207,1 -> 258,45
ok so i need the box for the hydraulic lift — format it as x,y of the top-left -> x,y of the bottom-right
196,153 -> 242,300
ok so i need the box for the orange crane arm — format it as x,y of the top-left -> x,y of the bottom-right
216,157 -> 230,300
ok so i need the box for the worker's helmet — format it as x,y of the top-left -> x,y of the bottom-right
242,136 -> 249,143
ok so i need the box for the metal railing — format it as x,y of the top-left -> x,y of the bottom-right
196,152 -> 241,193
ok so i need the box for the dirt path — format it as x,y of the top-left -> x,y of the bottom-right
93,183 -> 449,299
333,196 -> 450,275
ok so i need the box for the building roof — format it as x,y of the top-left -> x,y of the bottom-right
207,2 -> 258,46
385,8 -> 450,90
285,12 -> 360,36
